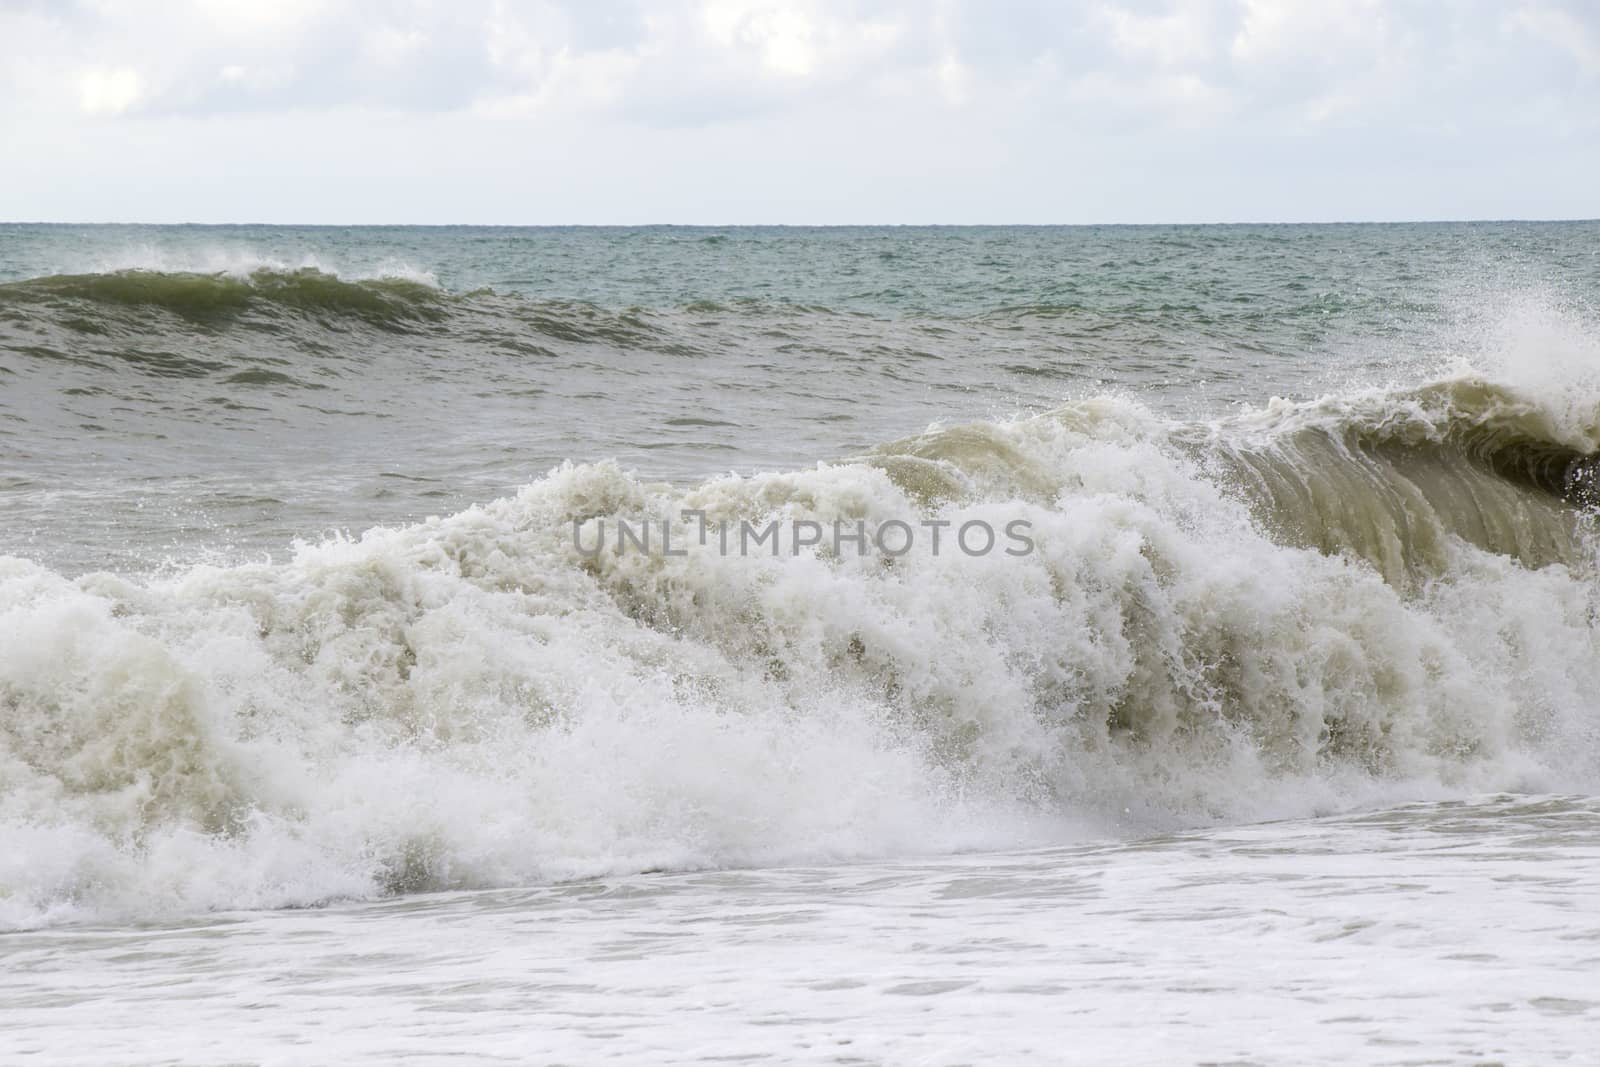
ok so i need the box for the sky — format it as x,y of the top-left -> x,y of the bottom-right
1,0 -> 1597,224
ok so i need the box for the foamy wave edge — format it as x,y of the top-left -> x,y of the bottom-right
3,372 -> 1598,929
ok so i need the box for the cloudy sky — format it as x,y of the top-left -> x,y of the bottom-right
2,0 -> 1597,223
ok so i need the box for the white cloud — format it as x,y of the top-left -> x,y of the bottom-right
702,1 -> 820,77
1097,0 -> 1221,68
1229,0 -> 1391,67
78,66 -> 143,115
0,0 -> 1596,221
1506,1 -> 1600,78
364,27 -> 430,67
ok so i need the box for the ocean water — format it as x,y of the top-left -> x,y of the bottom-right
2,222 -> 1599,1063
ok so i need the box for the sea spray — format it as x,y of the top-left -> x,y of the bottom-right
4,382 -> 1598,929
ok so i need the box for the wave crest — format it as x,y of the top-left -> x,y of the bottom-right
0,268 -> 450,328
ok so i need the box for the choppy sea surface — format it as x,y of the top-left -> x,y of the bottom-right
2,223 -> 1599,1064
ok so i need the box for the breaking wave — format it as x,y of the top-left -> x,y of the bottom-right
0,268 -> 451,329
0,268 -> 719,360
3,368 -> 1598,930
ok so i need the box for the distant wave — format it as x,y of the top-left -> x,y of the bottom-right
0,268 -> 451,329
62,246 -> 440,288
0,268 -> 747,356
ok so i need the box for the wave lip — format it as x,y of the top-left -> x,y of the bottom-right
1169,375 -> 1600,584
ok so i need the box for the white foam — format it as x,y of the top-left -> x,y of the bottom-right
3,387 -> 1597,929
64,244 -> 441,287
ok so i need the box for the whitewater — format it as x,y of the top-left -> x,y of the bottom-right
2,223 -> 1598,1064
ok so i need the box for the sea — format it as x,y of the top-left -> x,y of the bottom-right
1,222 -> 1598,1065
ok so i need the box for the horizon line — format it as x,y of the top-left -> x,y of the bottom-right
4,217 -> 1598,228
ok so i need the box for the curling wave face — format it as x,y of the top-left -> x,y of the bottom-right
3,373 -> 1599,929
